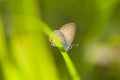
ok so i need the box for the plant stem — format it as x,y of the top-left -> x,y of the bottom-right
60,51 -> 81,80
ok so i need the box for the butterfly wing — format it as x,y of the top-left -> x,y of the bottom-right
60,23 -> 76,46
49,23 -> 76,51
49,30 -> 67,46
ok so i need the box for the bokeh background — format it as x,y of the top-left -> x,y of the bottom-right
0,0 -> 120,80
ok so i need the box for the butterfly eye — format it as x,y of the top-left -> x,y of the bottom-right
49,38 -> 53,42
50,39 -> 53,42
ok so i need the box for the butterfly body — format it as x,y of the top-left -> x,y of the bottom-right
49,23 -> 76,51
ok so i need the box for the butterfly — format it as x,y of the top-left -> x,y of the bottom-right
49,23 -> 76,51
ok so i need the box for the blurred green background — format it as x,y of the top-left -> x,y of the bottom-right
0,0 -> 120,80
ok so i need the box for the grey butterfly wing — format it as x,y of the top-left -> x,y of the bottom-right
49,23 -> 76,51
60,23 -> 76,46
49,30 -> 67,46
